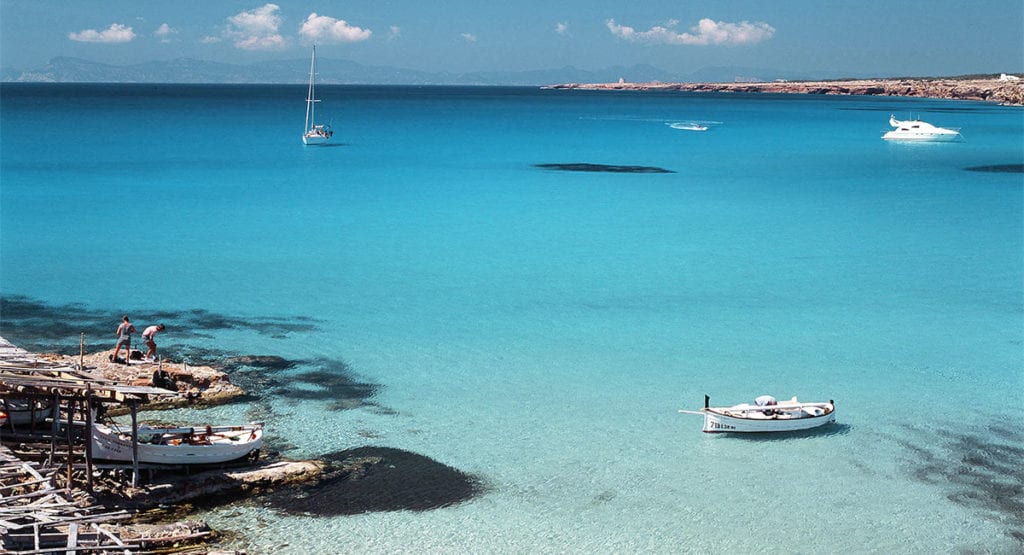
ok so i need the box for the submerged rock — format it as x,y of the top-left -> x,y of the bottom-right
534,163 -> 674,173
265,446 -> 483,515
964,164 -> 1024,173
222,355 -> 296,371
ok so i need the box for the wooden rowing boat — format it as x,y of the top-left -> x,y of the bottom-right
680,395 -> 836,433
91,422 -> 263,464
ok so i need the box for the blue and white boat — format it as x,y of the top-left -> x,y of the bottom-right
680,395 -> 837,433
92,422 -> 264,464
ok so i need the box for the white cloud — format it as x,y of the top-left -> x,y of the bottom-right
68,23 -> 136,43
461,32 -> 477,42
155,23 -> 176,43
227,3 -> 286,50
556,22 -> 569,36
201,36 -> 222,44
388,26 -> 401,40
299,13 -> 371,43
606,17 -> 774,46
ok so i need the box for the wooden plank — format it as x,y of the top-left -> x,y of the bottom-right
2,510 -> 133,531
5,543 -> 142,555
65,522 -> 78,555
0,515 -> 21,529
0,476 -> 52,491
21,462 -> 48,482
0,488 -> 71,503
93,522 -> 126,546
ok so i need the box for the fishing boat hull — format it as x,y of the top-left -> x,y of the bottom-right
701,406 -> 836,433
1,400 -> 54,426
91,423 -> 263,465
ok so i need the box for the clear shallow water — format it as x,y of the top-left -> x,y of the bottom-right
1,84 -> 1023,553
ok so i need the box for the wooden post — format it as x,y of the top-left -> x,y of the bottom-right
27,396 -> 36,432
2,398 -> 12,433
65,395 -> 74,489
130,401 -> 140,487
80,332 -> 85,370
48,393 -> 60,466
85,385 -> 94,493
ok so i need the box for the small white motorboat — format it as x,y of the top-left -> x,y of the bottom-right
668,122 -> 708,131
882,115 -> 961,142
680,395 -> 836,433
92,422 -> 263,465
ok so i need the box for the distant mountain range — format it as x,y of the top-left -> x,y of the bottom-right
1,57 -> 860,85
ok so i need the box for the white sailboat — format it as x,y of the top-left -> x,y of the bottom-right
302,45 -> 333,145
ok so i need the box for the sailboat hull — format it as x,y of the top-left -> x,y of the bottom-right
302,134 -> 331,145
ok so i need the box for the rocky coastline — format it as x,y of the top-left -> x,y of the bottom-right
546,77 -> 1024,106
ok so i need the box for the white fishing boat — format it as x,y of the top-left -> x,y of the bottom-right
92,422 -> 263,465
882,115 -> 961,142
302,44 -> 333,145
679,395 -> 836,433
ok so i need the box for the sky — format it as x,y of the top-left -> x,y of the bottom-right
1,1 -> 1022,77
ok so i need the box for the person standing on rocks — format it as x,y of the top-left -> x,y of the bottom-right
142,323 -> 166,361
112,315 -> 136,364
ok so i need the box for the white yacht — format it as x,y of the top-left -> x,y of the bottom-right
882,115 -> 961,142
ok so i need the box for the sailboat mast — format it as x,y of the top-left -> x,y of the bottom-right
304,45 -> 316,133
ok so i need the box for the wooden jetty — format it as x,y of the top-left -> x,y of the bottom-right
0,336 -> 323,553
0,337 -> 173,553
0,337 -> 176,488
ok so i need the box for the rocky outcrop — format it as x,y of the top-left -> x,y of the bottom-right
52,350 -> 246,409
94,460 -> 326,510
547,78 -> 1024,106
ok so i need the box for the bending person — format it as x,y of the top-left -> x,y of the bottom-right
142,323 -> 166,361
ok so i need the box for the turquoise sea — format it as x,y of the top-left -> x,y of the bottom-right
1,84 -> 1022,553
